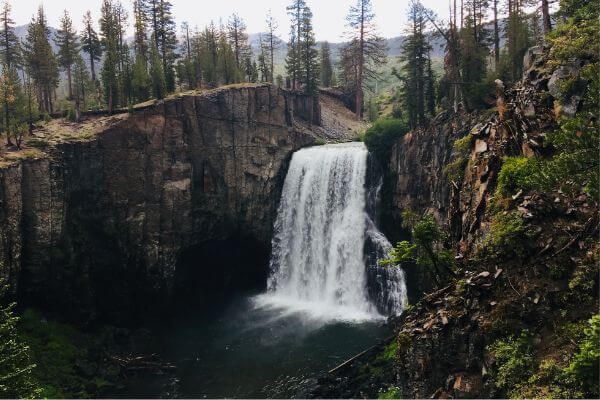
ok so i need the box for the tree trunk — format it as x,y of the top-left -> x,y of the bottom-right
356,2 -> 365,120
493,0 -> 500,68
67,67 -> 73,99
90,55 -> 96,82
541,0 -> 552,34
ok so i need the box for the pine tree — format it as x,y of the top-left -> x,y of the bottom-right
147,0 -> 177,92
99,0 -> 120,112
286,0 -> 306,90
55,10 -> 79,99
132,0 -> 148,63
298,6 -> 319,94
397,0 -> 431,128
179,22 -> 195,89
345,0 -> 388,120
0,291 -> 41,398
72,54 -> 90,119
320,41 -> 333,87
263,9 -> 281,83
258,40 -> 270,82
23,6 -> 59,114
0,1 -> 21,69
202,22 -> 218,86
217,22 -> 237,84
505,0 -> 531,81
149,41 -> 166,99
227,13 -> 249,72
81,11 -> 102,83
459,0 -> 490,108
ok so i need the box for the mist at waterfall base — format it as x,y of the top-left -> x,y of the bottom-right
120,143 -> 405,398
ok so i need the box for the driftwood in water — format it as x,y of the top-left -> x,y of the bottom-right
328,334 -> 395,374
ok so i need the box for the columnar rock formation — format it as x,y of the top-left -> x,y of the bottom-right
0,84 -> 341,319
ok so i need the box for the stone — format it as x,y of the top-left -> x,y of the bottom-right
475,139 -> 488,154
0,84 -> 343,319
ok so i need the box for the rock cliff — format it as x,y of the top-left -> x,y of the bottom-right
313,46 -> 598,399
0,84 -> 351,320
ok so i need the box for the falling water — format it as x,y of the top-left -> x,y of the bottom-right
259,142 -> 406,320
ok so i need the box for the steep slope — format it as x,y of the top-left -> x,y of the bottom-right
312,45 -> 598,399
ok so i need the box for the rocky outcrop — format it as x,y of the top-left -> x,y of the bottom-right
0,84 -> 338,320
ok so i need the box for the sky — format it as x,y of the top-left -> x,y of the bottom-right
10,0 -> 451,42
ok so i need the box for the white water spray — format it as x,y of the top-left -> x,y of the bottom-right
258,142 -> 406,321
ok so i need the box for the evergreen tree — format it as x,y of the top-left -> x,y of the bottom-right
179,22 -> 195,89
99,0 -> 120,112
54,10 -> 79,99
0,67 -> 24,145
505,0 -> 531,81
23,6 -> 59,114
263,9 -> 281,83
286,0 -> 306,90
131,53 -> 150,102
0,1 -> 21,69
227,13 -> 249,73
202,22 -> 218,86
147,0 -> 177,92
0,285 -> 41,399
258,41 -> 270,82
149,41 -> 166,99
72,54 -> 90,119
217,22 -> 237,84
345,0 -> 388,119
320,41 -> 333,87
298,6 -> 319,94
132,0 -> 148,63
81,11 -> 102,83
397,0 -> 431,128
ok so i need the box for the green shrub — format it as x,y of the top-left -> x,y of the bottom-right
485,211 -> 531,259
378,386 -> 401,399
382,211 -> 455,286
453,133 -> 473,155
495,156 -> 538,197
488,330 -> 534,394
27,138 -> 49,149
566,315 -> 600,397
363,118 -> 409,165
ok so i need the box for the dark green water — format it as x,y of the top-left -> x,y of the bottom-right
122,293 -> 389,398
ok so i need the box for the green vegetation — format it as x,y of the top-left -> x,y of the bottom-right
382,210 -> 454,286
362,118 -> 409,165
0,298 -> 41,398
566,315 -> 600,397
495,156 -> 537,197
378,386 -> 401,399
489,330 -> 534,394
19,309 -> 119,398
484,211 -> 531,259
489,316 -> 600,399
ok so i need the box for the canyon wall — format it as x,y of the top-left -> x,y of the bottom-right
0,84 -> 334,320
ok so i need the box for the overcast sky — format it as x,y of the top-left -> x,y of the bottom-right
11,0 -> 452,41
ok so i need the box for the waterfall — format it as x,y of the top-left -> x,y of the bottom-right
260,142 -> 406,320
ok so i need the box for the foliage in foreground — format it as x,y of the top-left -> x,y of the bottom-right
489,315 -> 600,399
0,282 -> 41,398
382,210 -> 454,286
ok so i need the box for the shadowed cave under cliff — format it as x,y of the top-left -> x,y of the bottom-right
173,236 -> 271,312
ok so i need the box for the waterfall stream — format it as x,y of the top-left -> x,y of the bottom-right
259,142 -> 407,320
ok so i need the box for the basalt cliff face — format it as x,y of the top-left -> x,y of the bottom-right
0,84 -> 349,321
